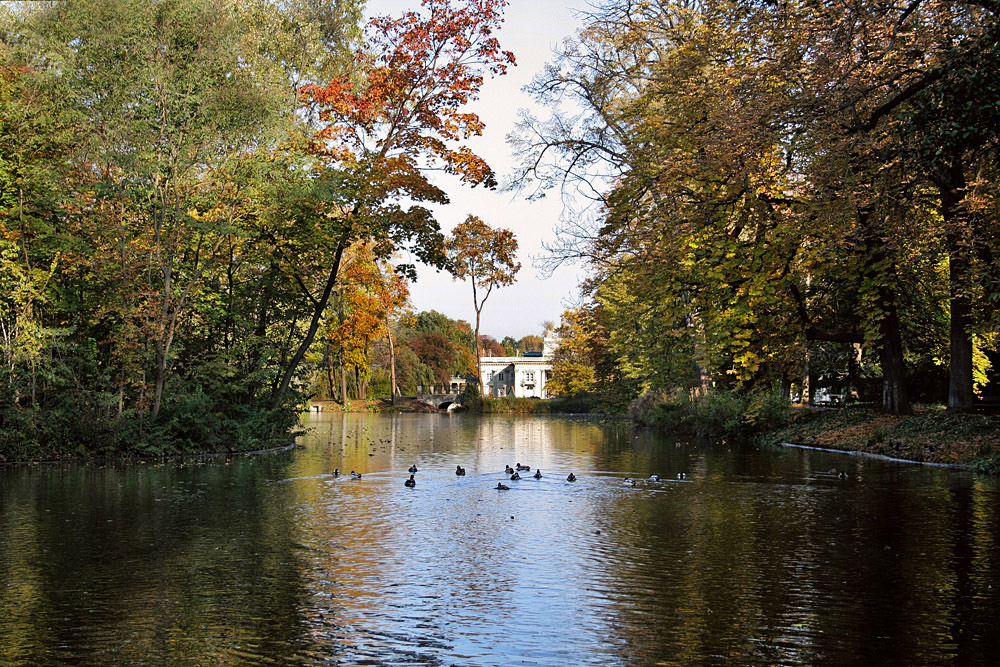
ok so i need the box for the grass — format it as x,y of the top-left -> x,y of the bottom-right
476,396 -> 595,413
761,404 -> 1000,466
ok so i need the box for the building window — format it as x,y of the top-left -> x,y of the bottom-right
525,371 -> 535,382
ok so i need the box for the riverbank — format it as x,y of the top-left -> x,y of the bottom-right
760,405 -> 1000,470
308,396 -> 1000,471
306,395 -> 602,414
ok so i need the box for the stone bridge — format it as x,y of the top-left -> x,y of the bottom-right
393,393 -> 463,412
307,394 -> 465,413
417,393 -> 462,411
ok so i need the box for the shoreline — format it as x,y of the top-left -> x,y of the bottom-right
0,442 -> 297,467
758,405 -> 999,469
773,440 -> 971,469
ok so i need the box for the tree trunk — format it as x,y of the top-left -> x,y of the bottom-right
386,314 -> 398,402
326,343 -> 337,401
878,286 -> 912,415
340,362 -> 348,407
356,366 -> 367,400
801,346 -> 811,405
472,277 -> 484,396
152,337 -> 169,420
938,158 -> 974,410
271,241 -> 347,409
847,342 -> 863,403
858,209 -> 912,416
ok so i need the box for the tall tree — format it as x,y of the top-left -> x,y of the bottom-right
446,214 -> 520,393
515,0 -> 999,415
273,0 -> 515,407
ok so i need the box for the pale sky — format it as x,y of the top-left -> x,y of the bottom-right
365,0 -> 593,340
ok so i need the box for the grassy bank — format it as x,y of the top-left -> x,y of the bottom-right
625,388 -> 1000,472
760,405 -> 1000,470
478,396 -> 599,414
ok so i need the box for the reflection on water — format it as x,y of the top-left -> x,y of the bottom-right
2,412 -> 999,665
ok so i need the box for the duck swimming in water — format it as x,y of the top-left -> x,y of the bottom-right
624,477 -> 636,486
516,463 -> 531,471
350,471 -> 362,480
533,470 -> 542,479
408,464 -> 418,473
404,474 -> 416,487
566,473 -> 577,482
332,468 -> 340,477
838,471 -> 848,480
456,465 -> 466,476
496,482 -> 510,490
677,472 -> 687,479
649,474 -> 660,481
505,465 -> 515,474
510,471 -> 521,480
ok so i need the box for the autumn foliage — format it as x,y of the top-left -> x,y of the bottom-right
518,0 -> 1000,416
0,0 -> 516,458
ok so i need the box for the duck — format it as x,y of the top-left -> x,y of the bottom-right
496,482 -> 510,490
510,471 -> 521,480
408,464 -> 418,473
505,465 -> 515,474
566,473 -> 577,482
332,468 -> 340,477
350,471 -> 362,480
649,474 -> 660,481
533,470 -> 542,479
404,474 -> 416,487
624,477 -> 636,486
838,471 -> 849,480
677,472 -> 687,479
456,465 -> 466,476
516,463 -> 531,471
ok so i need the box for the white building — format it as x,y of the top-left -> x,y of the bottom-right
479,335 -> 557,398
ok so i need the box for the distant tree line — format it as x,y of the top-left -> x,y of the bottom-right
307,307 -> 554,402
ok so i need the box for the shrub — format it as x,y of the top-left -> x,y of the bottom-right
459,384 -> 482,411
745,388 -> 792,432
973,455 -> 1000,476
689,391 -> 746,436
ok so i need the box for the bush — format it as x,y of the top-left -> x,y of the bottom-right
745,388 -> 792,431
973,455 -> 1000,476
480,396 -> 555,413
549,393 -> 600,413
459,384 -> 482,411
627,386 -> 794,437
689,391 -> 746,436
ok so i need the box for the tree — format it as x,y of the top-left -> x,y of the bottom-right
514,0 -> 999,416
517,334 -> 542,353
500,335 -> 518,355
447,214 -> 520,393
409,332 -> 459,386
0,0 -> 366,454
479,335 -> 505,356
321,242 -> 409,402
273,0 -> 515,406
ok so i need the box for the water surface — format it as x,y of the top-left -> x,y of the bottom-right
2,412 -> 998,665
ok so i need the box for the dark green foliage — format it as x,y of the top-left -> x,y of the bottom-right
628,387 -> 792,438
973,456 -> 1000,477
0,0 -> 362,460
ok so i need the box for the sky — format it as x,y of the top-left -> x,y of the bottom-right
365,0 -> 592,340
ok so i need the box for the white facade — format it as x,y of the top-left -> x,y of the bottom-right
479,335 -> 557,398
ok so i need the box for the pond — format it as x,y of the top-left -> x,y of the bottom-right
2,412 -> 999,665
